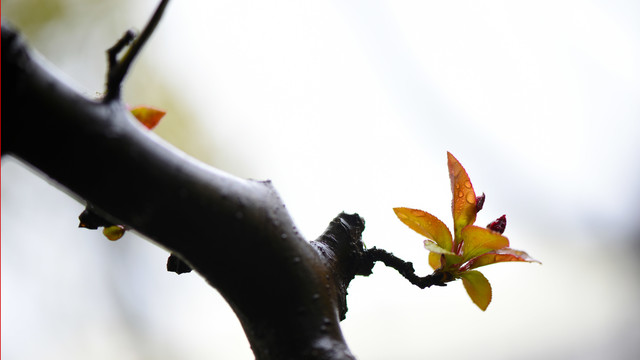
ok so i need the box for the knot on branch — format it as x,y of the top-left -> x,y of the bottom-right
310,213 -> 448,321
310,213 -> 366,320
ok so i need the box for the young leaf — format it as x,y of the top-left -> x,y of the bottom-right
468,248 -> 541,269
130,106 -> 166,130
394,207 -> 453,251
447,152 -> 477,239
423,239 -> 457,255
460,270 -> 492,311
429,252 -> 443,270
424,240 -> 463,270
460,225 -> 509,262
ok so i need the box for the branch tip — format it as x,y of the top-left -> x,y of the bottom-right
107,30 -> 136,66
103,0 -> 171,101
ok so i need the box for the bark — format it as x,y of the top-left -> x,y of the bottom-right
2,3 -> 444,357
2,20 -> 363,360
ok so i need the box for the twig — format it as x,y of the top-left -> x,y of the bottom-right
107,30 -> 136,70
359,247 -> 447,288
104,0 -> 170,101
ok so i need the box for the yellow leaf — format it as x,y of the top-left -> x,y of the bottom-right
394,207 -> 453,251
460,270 -> 492,311
447,152 -> 477,239
461,225 -> 509,262
429,252 -> 442,270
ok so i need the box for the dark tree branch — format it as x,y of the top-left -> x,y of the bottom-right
358,248 -> 448,289
2,3 -> 442,358
310,213 -> 367,321
2,18 -> 358,360
104,0 -> 170,101
106,29 -> 136,79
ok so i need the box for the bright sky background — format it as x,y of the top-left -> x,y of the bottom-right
3,1 -> 640,359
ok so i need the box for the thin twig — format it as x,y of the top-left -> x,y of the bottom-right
104,0 -> 171,101
360,247 -> 447,288
107,30 -> 136,71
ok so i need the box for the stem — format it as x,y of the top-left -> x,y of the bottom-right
359,247 -> 447,288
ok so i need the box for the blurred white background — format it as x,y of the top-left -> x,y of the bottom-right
2,0 -> 640,359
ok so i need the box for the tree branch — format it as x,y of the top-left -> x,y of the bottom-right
2,3 -> 446,356
358,248 -> 448,288
2,17 -> 359,360
104,0 -> 170,101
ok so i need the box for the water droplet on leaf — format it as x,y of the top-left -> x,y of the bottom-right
466,193 -> 476,204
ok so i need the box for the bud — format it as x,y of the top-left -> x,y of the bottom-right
475,193 -> 486,212
103,225 -> 126,241
167,253 -> 192,274
78,207 -> 112,229
487,215 -> 507,234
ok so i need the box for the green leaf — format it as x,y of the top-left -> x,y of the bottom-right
460,270 -> 492,311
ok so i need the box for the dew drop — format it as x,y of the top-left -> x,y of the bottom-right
466,193 -> 475,204
457,190 -> 464,198
464,180 -> 472,188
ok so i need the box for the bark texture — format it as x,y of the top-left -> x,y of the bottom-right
2,20 -> 366,360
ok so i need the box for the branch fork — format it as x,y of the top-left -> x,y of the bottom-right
104,0 -> 170,101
